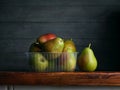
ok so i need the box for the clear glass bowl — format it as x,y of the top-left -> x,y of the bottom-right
26,52 -> 78,72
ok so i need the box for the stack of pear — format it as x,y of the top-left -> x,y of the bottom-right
77,43 -> 97,72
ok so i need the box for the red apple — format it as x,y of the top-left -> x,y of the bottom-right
37,33 -> 57,44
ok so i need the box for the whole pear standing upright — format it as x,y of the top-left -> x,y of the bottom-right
78,43 -> 97,72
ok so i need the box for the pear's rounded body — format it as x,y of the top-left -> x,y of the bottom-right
43,37 -> 64,59
59,52 -> 77,71
78,44 -> 97,72
44,37 -> 64,53
59,39 -> 77,71
63,39 -> 76,52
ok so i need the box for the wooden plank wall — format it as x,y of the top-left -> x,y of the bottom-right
0,0 -> 120,71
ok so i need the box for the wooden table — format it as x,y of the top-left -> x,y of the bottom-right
0,72 -> 120,86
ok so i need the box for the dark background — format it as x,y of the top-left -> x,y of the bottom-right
0,0 -> 120,71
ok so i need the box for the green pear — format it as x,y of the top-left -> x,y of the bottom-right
77,43 -> 97,72
30,53 -> 48,72
63,39 -> 76,52
59,39 -> 77,71
43,37 -> 64,59
44,37 -> 64,52
59,52 -> 77,71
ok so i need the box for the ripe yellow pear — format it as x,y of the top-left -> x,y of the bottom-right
78,43 -> 97,72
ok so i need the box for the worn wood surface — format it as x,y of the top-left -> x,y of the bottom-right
0,72 -> 120,86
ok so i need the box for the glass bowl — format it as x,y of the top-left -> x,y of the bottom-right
26,52 -> 78,72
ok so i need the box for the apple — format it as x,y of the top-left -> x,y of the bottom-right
37,33 -> 57,44
29,42 -> 42,52
30,53 -> 48,72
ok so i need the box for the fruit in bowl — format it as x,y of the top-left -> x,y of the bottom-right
28,33 -> 78,72
58,39 -> 77,71
44,37 -> 64,52
63,39 -> 76,52
43,37 -> 64,59
29,52 -> 48,72
59,52 -> 77,71
29,42 -> 42,52
37,33 -> 57,44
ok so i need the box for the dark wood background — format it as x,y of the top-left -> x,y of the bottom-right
0,0 -> 120,71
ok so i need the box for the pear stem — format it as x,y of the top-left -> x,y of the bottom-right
88,43 -> 91,48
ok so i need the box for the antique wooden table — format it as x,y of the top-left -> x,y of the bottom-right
0,72 -> 120,86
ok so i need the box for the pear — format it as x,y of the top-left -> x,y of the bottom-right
59,52 -> 77,71
59,39 -> 77,71
30,52 -> 48,72
77,43 -> 97,72
63,39 -> 76,52
44,37 -> 64,52
43,37 -> 64,59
